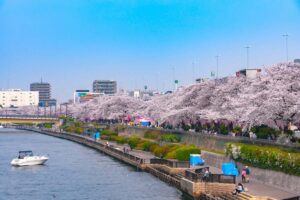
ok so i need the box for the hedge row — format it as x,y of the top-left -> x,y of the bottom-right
104,134 -> 199,161
226,143 -> 300,176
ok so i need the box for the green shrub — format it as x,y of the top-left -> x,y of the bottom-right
219,124 -> 229,135
59,116 -> 74,121
101,129 -> 117,136
182,124 -> 191,131
232,126 -> 242,134
251,125 -> 280,139
43,123 -> 53,129
74,122 -> 81,127
144,130 -> 161,140
175,145 -> 201,161
161,134 -> 181,142
74,127 -> 84,134
153,146 -> 166,157
149,143 -> 160,152
142,141 -> 157,151
128,137 -> 141,149
109,136 -> 128,144
165,150 -> 177,159
226,143 -> 300,176
114,125 -> 127,132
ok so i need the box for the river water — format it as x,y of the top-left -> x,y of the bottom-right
0,129 -> 187,200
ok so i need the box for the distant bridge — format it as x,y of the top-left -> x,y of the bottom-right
0,115 -> 61,125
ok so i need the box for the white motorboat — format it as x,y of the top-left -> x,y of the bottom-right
0,125 -> 4,128
11,151 -> 48,166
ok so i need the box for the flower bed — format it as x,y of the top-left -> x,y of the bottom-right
226,143 -> 300,176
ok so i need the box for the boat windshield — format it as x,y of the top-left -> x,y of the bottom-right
18,151 -> 33,159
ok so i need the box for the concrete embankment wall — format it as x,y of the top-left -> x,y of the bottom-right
180,178 -> 235,199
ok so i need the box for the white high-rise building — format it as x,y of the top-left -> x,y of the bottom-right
0,89 -> 39,108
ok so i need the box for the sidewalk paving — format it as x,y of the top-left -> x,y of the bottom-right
236,177 -> 299,200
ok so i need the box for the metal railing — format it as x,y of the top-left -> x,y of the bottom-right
150,158 -> 190,168
0,115 -> 59,120
185,167 -> 236,184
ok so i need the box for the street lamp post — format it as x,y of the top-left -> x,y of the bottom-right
282,34 -> 289,62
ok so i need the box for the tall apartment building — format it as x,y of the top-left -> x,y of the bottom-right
30,82 -> 56,106
93,80 -> 117,95
0,89 -> 39,108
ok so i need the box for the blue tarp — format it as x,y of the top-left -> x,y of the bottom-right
94,132 -> 101,140
190,154 -> 205,166
141,121 -> 151,127
222,162 -> 239,176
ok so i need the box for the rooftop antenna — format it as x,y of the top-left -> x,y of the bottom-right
245,45 -> 251,68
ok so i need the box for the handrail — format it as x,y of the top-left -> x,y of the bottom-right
0,115 -> 59,120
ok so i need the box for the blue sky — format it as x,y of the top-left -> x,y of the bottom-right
1,0 -> 300,102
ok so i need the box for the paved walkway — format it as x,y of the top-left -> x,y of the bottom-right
97,140 -> 155,160
236,177 -> 299,200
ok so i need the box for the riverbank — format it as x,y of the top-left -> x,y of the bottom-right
0,128 -> 185,200
16,127 -> 299,200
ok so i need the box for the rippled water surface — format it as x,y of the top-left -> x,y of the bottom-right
0,129 -> 186,200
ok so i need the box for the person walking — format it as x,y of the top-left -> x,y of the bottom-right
241,169 -> 247,183
245,166 -> 250,183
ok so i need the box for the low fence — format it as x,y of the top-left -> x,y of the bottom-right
185,168 -> 236,184
150,158 -> 190,168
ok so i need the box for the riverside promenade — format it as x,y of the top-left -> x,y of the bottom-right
17,127 -> 300,200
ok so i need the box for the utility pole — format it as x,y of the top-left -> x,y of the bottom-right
245,45 -> 250,68
59,104 -> 62,116
282,33 -> 289,62
192,62 -> 195,83
172,67 -> 176,91
65,104 -> 68,117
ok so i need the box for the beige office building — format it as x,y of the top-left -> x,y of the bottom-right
0,89 -> 39,108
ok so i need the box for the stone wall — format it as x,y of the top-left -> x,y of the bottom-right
180,178 -> 235,198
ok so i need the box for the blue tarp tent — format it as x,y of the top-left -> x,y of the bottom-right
94,132 -> 101,140
141,121 -> 151,127
222,162 -> 239,176
190,154 -> 205,166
